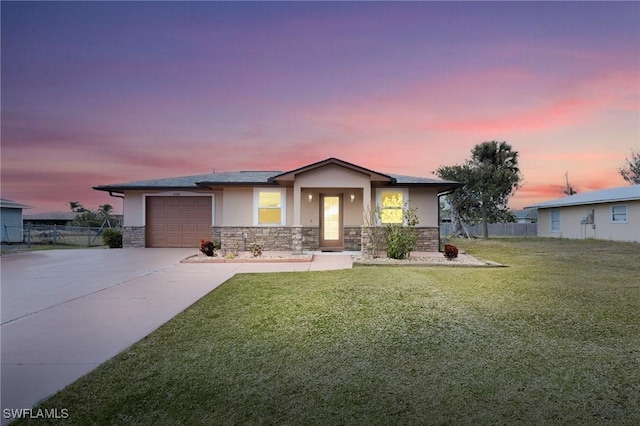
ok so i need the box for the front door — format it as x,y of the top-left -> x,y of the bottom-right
319,194 -> 343,250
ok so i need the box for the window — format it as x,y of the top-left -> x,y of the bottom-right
254,189 -> 285,225
550,209 -> 561,232
378,189 -> 407,224
611,205 -> 628,223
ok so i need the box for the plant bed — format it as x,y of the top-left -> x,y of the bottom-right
353,251 -> 502,267
181,251 -> 313,263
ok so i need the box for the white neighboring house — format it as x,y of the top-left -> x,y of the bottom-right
526,185 -> 640,242
0,198 -> 32,243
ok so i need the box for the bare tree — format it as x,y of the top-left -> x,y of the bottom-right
619,150 -> 640,184
563,172 -> 578,195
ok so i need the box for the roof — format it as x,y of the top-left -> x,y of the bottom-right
93,171 -> 281,191
94,158 -> 462,193
513,209 -> 538,219
526,185 -> 640,209
0,198 -> 32,210
24,211 -> 79,221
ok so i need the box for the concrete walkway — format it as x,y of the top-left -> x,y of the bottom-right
0,248 -> 352,423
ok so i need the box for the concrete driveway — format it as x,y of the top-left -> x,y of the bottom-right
1,248 -> 352,423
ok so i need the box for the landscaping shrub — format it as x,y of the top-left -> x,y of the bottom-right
248,243 -> 262,257
101,229 -> 122,248
444,244 -> 459,260
200,239 -> 215,257
384,205 -> 419,259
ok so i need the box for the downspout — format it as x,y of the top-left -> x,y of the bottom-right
108,191 -> 124,199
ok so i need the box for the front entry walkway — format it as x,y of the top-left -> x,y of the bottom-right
0,249 -> 353,423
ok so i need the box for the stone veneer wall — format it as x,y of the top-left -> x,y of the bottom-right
361,226 -> 439,255
343,226 -> 362,251
301,227 -> 319,251
123,226 -> 145,248
211,227 -> 222,245
414,227 -> 440,252
217,226 -> 292,252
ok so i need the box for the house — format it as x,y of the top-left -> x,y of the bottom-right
526,184 -> 640,242
23,211 -> 79,226
93,158 -> 462,252
0,198 -> 32,243
513,209 -> 537,224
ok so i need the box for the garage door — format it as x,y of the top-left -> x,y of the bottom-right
146,197 -> 212,248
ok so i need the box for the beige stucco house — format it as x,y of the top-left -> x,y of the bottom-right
526,185 -> 640,242
94,158 -> 461,252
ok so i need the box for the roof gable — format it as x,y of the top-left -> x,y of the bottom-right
271,158 -> 393,183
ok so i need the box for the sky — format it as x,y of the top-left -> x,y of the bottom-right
2,1 -> 639,214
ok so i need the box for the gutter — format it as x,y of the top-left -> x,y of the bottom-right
108,191 -> 124,199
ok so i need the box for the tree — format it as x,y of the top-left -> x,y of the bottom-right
564,172 -> 578,195
69,202 -> 111,227
69,201 -> 87,212
619,150 -> 640,185
435,141 -> 522,239
434,164 -> 474,238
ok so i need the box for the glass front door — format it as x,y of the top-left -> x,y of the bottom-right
319,194 -> 343,249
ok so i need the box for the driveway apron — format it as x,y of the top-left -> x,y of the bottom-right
1,248 -> 352,422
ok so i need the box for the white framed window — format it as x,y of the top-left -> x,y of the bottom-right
550,208 -> 561,232
253,188 -> 286,225
610,205 -> 628,223
377,189 -> 408,224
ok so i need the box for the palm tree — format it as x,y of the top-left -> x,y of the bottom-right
470,141 -> 521,239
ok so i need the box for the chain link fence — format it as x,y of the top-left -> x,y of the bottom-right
2,224 -> 119,248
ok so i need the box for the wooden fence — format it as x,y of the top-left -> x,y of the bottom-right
440,223 -> 537,237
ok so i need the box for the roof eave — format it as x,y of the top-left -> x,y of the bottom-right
527,197 -> 640,209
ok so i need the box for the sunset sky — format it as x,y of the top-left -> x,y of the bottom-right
2,1 -> 638,214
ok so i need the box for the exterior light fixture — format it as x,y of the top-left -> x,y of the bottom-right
308,193 -> 313,203
350,193 -> 356,203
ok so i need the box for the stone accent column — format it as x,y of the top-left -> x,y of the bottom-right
123,226 -> 145,248
292,226 -> 303,254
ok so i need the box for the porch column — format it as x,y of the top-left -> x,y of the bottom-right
293,181 -> 301,226
363,184 -> 372,218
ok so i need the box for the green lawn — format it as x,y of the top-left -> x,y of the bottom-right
21,238 -> 640,425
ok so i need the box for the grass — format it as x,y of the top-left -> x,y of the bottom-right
19,238 -> 640,425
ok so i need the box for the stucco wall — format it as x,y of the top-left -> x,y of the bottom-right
295,164 -> 371,188
538,200 -> 640,242
300,188 -> 365,227
222,187 -> 253,226
408,188 -> 440,227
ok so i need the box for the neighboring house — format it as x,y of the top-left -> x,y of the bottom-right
23,211 -> 79,226
94,158 -> 461,251
526,185 -> 640,242
0,198 -> 32,243
513,209 -> 537,224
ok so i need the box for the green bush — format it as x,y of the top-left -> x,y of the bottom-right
102,229 -> 123,248
384,205 -> 419,259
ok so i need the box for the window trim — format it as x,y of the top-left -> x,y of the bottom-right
253,188 -> 286,226
376,188 -> 409,225
610,204 -> 628,224
550,208 -> 561,232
